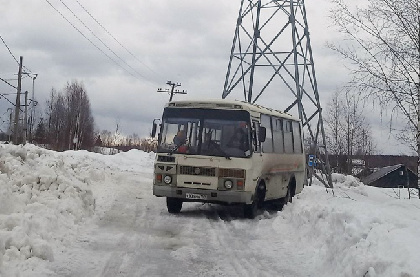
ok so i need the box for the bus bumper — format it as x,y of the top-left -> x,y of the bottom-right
153,185 -> 253,204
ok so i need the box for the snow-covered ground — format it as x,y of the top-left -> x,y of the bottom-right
1,143 -> 419,277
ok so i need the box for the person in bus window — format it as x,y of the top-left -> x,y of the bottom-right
173,130 -> 187,146
228,128 -> 248,151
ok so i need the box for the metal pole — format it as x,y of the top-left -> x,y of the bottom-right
13,56 -> 23,145
29,74 -> 37,142
247,0 -> 261,103
8,108 -> 12,142
23,91 -> 28,144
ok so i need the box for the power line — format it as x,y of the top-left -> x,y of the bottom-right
0,35 -> 33,74
0,93 -> 20,108
43,0 -> 148,82
0,76 -> 17,89
57,0 -> 148,81
75,0 -> 161,78
0,35 -> 19,65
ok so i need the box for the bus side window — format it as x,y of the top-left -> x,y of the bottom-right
252,121 -> 260,152
284,120 -> 293,153
292,121 -> 303,153
273,118 -> 284,153
261,114 -> 274,153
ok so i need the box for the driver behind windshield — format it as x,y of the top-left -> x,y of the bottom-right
227,128 -> 249,151
173,130 -> 187,146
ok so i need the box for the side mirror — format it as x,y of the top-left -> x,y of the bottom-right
259,126 -> 266,142
151,123 -> 157,137
151,119 -> 160,137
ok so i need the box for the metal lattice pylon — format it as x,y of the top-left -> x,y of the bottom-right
222,0 -> 333,188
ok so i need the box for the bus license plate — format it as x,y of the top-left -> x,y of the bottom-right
185,193 -> 207,200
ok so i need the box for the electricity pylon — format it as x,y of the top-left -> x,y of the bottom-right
222,0 -> 333,188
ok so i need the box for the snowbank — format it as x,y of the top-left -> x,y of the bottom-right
274,174 -> 420,277
0,144 -> 96,273
1,143 -> 419,277
0,144 -> 155,275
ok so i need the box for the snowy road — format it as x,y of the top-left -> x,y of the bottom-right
1,144 -> 420,277
49,169 -> 307,277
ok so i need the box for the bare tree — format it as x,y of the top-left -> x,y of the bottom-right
46,88 -> 66,150
99,130 -> 113,147
44,81 -> 95,151
64,81 -> 95,150
34,118 -> 46,145
328,0 -> 419,153
325,89 -> 376,174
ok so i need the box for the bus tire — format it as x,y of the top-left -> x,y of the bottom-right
244,183 -> 264,219
166,197 -> 183,213
284,185 -> 292,204
244,199 -> 258,219
281,178 -> 295,206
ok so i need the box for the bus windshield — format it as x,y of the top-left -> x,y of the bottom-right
158,108 -> 251,158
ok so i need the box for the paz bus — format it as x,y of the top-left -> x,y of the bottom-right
152,99 -> 306,218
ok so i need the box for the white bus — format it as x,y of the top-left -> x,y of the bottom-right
152,99 -> 306,218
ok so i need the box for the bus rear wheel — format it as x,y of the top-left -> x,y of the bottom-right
273,185 -> 293,211
166,197 -> 183,213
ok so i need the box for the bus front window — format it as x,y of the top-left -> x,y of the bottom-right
158,108 -> 252,158
201,119 -> 250,158
158,118 -> 200,154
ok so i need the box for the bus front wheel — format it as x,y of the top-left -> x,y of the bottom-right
244,184 -> 264,219
244,200 -> 258,219
166,197 -> 183,213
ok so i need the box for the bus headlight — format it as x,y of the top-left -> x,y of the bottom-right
163,175 -> 172,184
224,179 -> 233,189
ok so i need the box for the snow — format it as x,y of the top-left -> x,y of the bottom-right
0,143 -> 419,277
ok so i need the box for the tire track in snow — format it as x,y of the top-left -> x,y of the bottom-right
97,170 -> 159,277
198,206 -> 303,277
47,168 -> 308,276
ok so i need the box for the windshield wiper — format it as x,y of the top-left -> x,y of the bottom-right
168,143 -> 182,155
168,146 -> 178,155
213,143 -> 231,160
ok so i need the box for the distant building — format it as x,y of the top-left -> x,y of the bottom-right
362,164 -> 417,188
328,155 -> 417,177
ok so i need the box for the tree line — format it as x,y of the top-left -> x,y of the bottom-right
324,90 -> 376,174
324,0 -> 418,174
34,81 -> 95,151
329,0 -> 418,153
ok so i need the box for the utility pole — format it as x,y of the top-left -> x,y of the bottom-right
7,108 -> 12,142
29,73 -> 38,142
23,91 -> 28,144
417,0 -> 420,199
417,81 -> 419,199
13,56 -> 23,145
157,81 -> 187,102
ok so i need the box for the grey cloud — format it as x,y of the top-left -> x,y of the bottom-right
0,0 -> 411,154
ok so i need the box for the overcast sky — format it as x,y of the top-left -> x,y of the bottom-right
0,0 -> 414,155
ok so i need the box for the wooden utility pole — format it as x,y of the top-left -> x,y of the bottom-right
417,81 -> 419,198
157,81 -> 186,102
13,56 -> 23,145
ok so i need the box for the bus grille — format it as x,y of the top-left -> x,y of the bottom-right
179,166 -> 216,177
219,168 -> 246,179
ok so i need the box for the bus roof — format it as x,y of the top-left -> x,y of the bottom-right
166,99 -> 299,121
